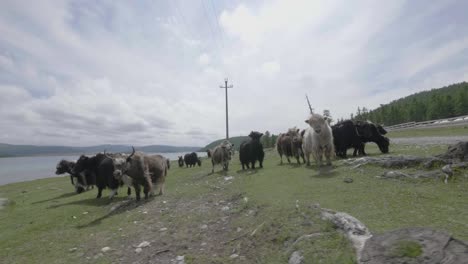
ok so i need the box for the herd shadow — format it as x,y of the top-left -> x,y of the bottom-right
32,192 -> 77,205
75,197 -> 154,229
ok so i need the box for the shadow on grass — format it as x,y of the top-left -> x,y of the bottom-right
76,197 -> 154,229
236,168 -> 261,174
308,166 -> 340,178
32,192 -> 77,204
46,195 -> 130,209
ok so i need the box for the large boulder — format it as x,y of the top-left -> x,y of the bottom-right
360,227 -> 468,264
437,141 -> 468,161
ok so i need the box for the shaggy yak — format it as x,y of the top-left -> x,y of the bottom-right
354,120 -> 390,155
303,113 -> 334,166
332,120 -> 364,158
112,148 -> 169,200
72,153 -> 120,198
239,131 -> 265,170
55,159 -> 76,186
112,148 -> 152,201
178,156 -> 184,167
211,140 -> 234,173
276,127 -> 303,164
184,152 -> 201,167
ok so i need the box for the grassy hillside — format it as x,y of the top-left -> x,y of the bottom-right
202,136 -> 249,151
1,134 -> 467,263
353,82 -> 468,125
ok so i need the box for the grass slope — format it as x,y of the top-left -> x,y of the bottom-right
387,125 -> 468,138
1,141 -> 467,263
202,136 -> 249,151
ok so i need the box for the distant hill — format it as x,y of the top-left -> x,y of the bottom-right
202,136 -> 249,151
0,143 -> 201,157
351,82 -> 468,126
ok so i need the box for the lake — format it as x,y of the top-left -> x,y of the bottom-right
0,152 -> 206,186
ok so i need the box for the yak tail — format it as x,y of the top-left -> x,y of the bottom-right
305,94 -> 313,114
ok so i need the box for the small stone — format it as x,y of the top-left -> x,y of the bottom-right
289,251 -> 304,264
224,176 -> 234,181
160,227 -> 168,231
68,247 -> 77,252
200,224 -> 208,229
101,247 -> 111,253
201,242 -> 207,246
230,254 -> 239,259
133,221 -> 138,224
135,248 -> 142,253
72,216 -> 77,219
82,211 -> 88,215
137,241 -> 150,248
237,227 -> 243,232
344,178 -> 354,183
142,211 -> 148,214
163,200 -> 167,204
243,197 -> 249,202
118,228 -> 123,231
176,255 -> 185,261
221,206 -> 230,211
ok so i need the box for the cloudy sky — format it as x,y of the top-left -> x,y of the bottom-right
1,0 -> 467,147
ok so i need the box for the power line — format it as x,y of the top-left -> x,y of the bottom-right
208,0 -> 225,48
201,0 -> 222,51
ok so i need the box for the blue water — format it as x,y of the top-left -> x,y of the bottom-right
0,152 -> 206,186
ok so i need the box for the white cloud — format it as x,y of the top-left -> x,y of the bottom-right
0,0 -> 467,147
259,61 -> 281,76
198,53 -> 211,65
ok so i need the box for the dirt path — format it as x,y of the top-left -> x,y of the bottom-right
391,136 -> 468,145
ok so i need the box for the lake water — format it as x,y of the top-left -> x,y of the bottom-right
0,152 -> 206,186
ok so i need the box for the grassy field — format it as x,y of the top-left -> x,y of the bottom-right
387,124 -> 468,138
1,140 -> 467,263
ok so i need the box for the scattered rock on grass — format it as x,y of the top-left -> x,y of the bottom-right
289,251 -> 304,264
101,247 -> 111,253
136,241 -> 150,248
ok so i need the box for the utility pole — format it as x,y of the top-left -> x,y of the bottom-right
220,78 -> 233,139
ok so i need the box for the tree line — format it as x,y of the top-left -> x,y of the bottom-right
341,82 -> 468,126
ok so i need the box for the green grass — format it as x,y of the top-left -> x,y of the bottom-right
391,240 -> 422,258
387,125 -> 468,138
1,140 -> 467,263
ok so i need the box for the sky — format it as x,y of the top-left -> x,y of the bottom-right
1,0 -> 468,147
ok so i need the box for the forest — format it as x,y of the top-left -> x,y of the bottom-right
347,82 -> 468,126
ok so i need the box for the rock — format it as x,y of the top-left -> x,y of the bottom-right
135,248 -> 142,253
200,224 -> 208,229
381,171 -> 411,179
221,206 -> 230,211
160,227 -> 168,231
136,241 -> 150,248
344,178 -> 354,183
0,198 -> 11,210
101,247 -> 111,253
437,141 -> 468,161
68,247 -> 77,252
224,176 -> 234,181
321,208 -> 372,262
289,251 -> 304,264
230,253 -> 239,259
361,227 -> 468,264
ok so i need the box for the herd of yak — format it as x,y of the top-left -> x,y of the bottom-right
56,113 -> 389,201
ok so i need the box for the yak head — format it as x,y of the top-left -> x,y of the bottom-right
72,155 -> 90,175
178,156 -> 184,167
197,158 -> 202,167
377,124 -> 387,135
287,127 -> 301,145
56,160 -> 74,175
220,140 -> 234,160
378,136 -> 390,154
248,131 -> 263,141
112,147 -> 136,180
305,114 -> 327,134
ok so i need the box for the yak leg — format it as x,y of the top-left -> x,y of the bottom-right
325,146 -> 333,166
211,160 -> 215,173
134,184 -> 141,201
96,187 -> 103,198
287,156 -> 291,163
143,178 -> 153,199
109,188 -> 118,199
127,187 -> 131,196
251,160 -> 256,169
279,153 -> 283,165
70,175 -> 74,185
159,182 -> 165,196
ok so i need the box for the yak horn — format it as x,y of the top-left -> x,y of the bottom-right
305,94 -> 313,114
128,146 -> 136,159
